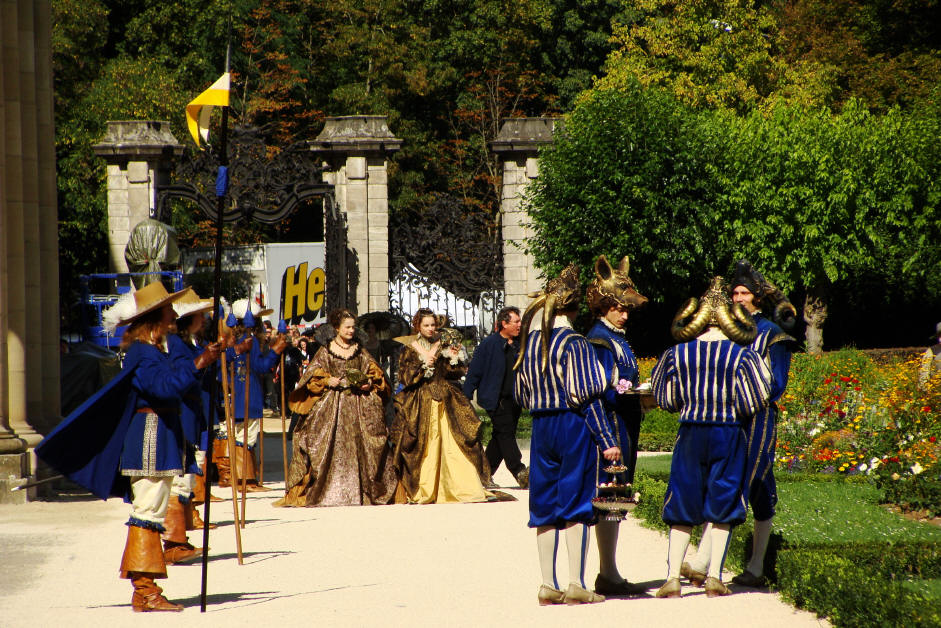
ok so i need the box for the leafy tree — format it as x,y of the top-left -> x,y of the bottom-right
524,83 -> 727,329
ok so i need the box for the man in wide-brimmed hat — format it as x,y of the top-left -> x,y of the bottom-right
650,277 -> 772,598
213,298 -> 288,491
36,280 -> 222,612
165,288 -> 219,552
514,264 -> 620,606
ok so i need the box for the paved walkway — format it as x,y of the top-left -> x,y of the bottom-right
0,432 -> 828,627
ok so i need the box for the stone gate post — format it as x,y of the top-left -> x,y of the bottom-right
93,121 -> 183,273
490,118 -> 556,311
309,116 -> 402,315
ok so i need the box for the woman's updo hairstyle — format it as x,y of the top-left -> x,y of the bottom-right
328,308 -> 357,330
411,307 -> 436,332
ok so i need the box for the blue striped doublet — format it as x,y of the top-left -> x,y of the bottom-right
651,338 -> 771,425
515,319 -> 616,450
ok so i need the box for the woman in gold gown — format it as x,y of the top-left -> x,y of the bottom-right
390,308 -> 492,503
277,309 -> 397,507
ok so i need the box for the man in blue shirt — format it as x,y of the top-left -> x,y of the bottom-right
463,306 -> 528,488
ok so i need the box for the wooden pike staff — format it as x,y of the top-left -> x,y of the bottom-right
218,326 -> 244,564
241,348 -> 250,526
278,320 -> 289,495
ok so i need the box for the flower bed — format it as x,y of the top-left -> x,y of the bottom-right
776,349 -> 941,516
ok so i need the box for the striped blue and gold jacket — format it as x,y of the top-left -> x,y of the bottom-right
515,317 -> 617,450
651,333 -> 771,425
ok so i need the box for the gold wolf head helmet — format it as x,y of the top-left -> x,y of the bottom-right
586,255 -> 648,317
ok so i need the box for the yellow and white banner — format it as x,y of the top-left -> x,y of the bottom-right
185,72 -> 230,147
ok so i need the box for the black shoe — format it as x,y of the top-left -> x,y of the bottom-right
515,466 -> 530,489
731,570 -> 768,588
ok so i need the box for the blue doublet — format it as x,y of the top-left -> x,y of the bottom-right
587,319 -> 642,483
36,340 -> 200,501
651,337 -> 771,526
745,314 -> 792,520
515,319 -> 616,528
119,342 -> 200,477
226,335 -> 280,421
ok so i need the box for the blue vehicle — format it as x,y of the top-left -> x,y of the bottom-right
79,271 -> 184,348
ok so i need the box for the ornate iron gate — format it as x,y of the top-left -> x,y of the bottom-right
156,126 -> 346,311
389,194 -> 504,343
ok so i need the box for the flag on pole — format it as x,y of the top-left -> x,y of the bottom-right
185,72 -> 230,147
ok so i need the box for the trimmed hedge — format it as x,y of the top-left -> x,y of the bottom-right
778,548 -> 941,628
629,468 -> 941,627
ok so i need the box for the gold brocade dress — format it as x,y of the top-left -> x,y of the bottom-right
277,344 -> 397,507
390,339 -> 491,504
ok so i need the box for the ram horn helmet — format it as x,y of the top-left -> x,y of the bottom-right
671,276 -> 757,345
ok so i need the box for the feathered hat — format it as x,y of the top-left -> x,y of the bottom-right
102,281 -> 188,334
671,276 -> 757,345
230,298 -> 273,322
513,263 -> 582,373
729,260 -> 797,332
172,287 -> 214,319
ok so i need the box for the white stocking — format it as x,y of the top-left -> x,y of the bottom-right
746,518 -> 773,577
707,523 -> 731,580
688,522 -> 712,573
536,526 -> 560,589
595,520 -> 621,581
565,522 -> 591,588
666,525 -> 692,580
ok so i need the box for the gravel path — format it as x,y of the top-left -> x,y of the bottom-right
0,434 -> 828,627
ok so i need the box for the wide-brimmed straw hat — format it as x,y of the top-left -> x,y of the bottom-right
102,281 -> 188,333
173,287 -> 214,319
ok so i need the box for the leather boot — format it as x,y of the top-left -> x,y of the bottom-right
212,438 -> 231,488
120,525 -> 167,579
188,502 -> 217,530
234,444 -> 271,492
129,574 -> 183,612
162,497 -> 200,564
192,467 -> 206,505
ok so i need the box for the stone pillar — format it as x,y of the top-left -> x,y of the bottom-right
309,116 -> 401,314
0,0 -> 56,502
93,121 -> 183,272
490,118 -> 556,309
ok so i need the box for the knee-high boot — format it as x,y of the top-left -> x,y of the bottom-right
120,525 -> 181,612
162,497 -> 200,564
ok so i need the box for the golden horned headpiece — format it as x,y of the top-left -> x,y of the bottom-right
671,276 -> 757,345
513,263 -> 581,373
586,255 -> 648,316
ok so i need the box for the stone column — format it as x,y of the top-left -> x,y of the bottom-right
0,0 -> 56,502
93,121 -> 183,272
489,118 -> 556,310
309,116 -> 401,314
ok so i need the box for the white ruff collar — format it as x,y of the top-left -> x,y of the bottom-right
600,317 -> 626,335
552,316 -> 573,329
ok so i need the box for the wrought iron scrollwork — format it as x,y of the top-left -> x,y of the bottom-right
390,194 -> 504,340
156,126 -> 332,224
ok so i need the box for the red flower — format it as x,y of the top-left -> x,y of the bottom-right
930,436 -> 937,443
890,456 -> 900,463
853,386 -> 861,391
824,378 -> 832,384
922,406 -> 931,413
837,410 -> 846,419
840,376 -> 852,382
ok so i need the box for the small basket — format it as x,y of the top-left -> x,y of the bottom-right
591,496 -> 638,521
